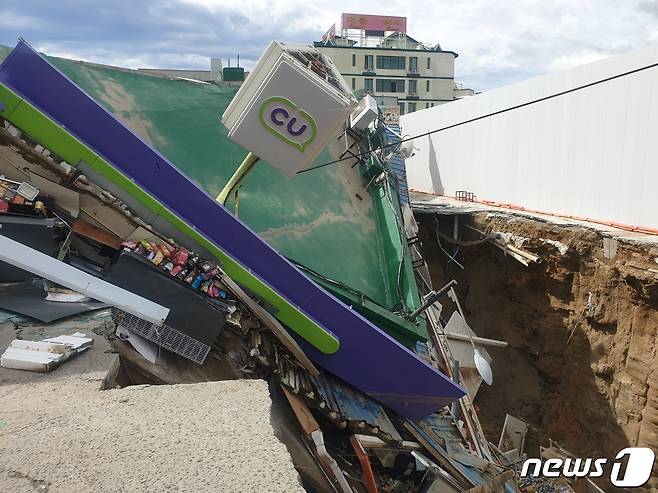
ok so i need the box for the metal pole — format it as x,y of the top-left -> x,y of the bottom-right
451,359 -> 460,418
443,332 -> 508,348
409,279 -> 457,320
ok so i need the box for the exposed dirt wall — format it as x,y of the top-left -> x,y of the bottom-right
416,212 -> 658,491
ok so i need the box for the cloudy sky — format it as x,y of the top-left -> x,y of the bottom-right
1,0 -> 658,91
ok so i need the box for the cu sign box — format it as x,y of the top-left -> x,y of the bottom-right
222,42 -> 355,177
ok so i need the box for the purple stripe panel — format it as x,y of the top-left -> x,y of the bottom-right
0,40 -> 464,419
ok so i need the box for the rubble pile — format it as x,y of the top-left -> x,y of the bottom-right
0,39 -> 619,493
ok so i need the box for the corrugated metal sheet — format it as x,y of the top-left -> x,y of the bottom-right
407,418 -> 491,486
312,371 -> 402,441
277,354 -> 402,441
384,123 -> 410,205
401,43 -> 658,231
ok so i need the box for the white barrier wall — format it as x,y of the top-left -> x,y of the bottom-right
401,44 -> 658,231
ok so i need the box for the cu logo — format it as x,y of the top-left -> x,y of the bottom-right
258,96 -> 317,152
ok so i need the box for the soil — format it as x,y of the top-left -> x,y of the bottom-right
417,212 -> 658,492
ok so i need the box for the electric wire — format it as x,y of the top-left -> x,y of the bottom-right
435,223 -> 496,246
288,258 -> 385,309
435,220 -> 464,269
380,166 -> 410,317
290,123 -> 413,317
369,125 -> 412,317
298,58 -> 658,175
287,165 -> 411,316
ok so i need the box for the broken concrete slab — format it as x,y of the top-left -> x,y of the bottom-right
1,332 -> 93,372
0,310 -> 115,386
1,346 -> 66,372
0,376 -> 304,493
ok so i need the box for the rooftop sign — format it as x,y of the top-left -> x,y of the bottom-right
322,23 -> 336,43
341,13 -> 407,33
222,42 -> 354,176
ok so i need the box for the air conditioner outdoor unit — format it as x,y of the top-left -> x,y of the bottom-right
350,95 -> 378,131
222,42 -> 356,177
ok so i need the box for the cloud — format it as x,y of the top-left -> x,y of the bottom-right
638,0 -> 658,16
0,0 -> 657,91
0,0 -> 322,70
547,50 -> 609,72
410,0 -> 658,90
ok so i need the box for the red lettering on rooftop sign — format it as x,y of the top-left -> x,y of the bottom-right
341,13 -> 407,33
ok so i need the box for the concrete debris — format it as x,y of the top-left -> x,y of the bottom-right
540,238 -> 569,255
603,237 -> 618,259
0,375 -> 304,493
0,332 -> 92,372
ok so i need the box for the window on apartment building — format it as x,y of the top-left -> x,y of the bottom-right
409,57 -> 418,73
352,54 -> 356,66
425,103 -> 430,109
426,80 -> 430,92
408,79 -> 417,95
364,78 -> 373,93
399,102 -> 405,115
351,78 -> 356,90
408,102 -> 417,113
376,79 -> 405,93
376,56 -> 406,70
427,57 -> 431,69
364,55 -> 374,70
431,103 -> 434,107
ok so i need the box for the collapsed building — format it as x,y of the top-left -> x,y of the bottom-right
0,38 -> 655,493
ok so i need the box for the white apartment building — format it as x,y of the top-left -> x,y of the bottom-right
316,31 -> 469,115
